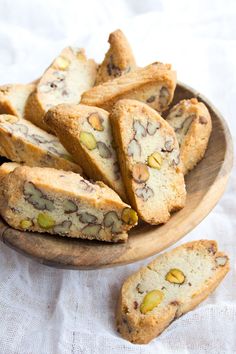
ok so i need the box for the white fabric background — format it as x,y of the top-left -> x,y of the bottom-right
0,0 -> 235,353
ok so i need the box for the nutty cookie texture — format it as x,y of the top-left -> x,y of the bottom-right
81,62 -> 176,113
24,47 -> 97,133
0,166 -> 138,242
110,99 -> 186,225
0,114 -> 82,173
166,98 -> 212,174
95,29 -> 137,85
0,83 -> 35,118
44,104 -> 127,200
0,162 -> 20,182
116,240 -> 229,344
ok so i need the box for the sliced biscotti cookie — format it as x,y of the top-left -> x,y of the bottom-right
81,62 -> 176,112
95,29 -> 136,85
166,98 -> 212,174
117,240 -> 229,344
44,104 -> 126,200
0,83 -> 35,118
0,166 -> 138,242
0,114 -> 82,173
110,99 -> 186,224
24,47 -> 97,132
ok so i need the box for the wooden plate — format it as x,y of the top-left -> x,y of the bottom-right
0,82 -> 233,269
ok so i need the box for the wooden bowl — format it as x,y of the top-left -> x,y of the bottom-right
0,82 -> 233,269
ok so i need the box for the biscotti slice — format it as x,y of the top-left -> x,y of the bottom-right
81,62 -> 176,112
24,47 -> 97,132
110,99 -> 186,224
0,83 -> 35,118
166,98 -> 212,174
95,29 -> 136,85
0,166 -> 138,242
44,104 -> 127,200
0,114 -> 82,173
117,240 -> 229,344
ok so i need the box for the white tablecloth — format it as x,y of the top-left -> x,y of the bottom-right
0,0 -> 235,353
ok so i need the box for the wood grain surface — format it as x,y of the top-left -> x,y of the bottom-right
0,82 -> 233,270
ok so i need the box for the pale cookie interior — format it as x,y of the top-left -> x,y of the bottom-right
78,110 -> 126,198
0,114 -> 81,173
166,98 -> 212,174
0,167 -> 138,242
38,47 -> 97,111
125,245 -> 224,312
111,100 -> 186,224
117,240 -> 229,344
0,83 -> 35,117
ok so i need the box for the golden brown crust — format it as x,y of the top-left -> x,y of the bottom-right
44,104 -> 127,201
24,89 -> 48,131
81,63 -> 176,112
110,99 -> 186,224
116,240 -> 229,344
95,29 -> 137,85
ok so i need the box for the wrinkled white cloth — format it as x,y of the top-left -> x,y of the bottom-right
0,0 -> 235,353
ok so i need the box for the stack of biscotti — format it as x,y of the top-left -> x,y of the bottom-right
44,99 -> 187,224
0,28 -> 213,243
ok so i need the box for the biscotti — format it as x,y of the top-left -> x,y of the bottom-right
81,62 -> 176,112
0,83 -> 35,117
24,47 -> 97,132
0,162 -> 20,181
0,166 -> 138,242
116,240 -> 229,344
0,114 -> 82,173
110,99 -> 186,224
166,98 -> 212,174
95,29 -> 136,85
44,104 -> 127,200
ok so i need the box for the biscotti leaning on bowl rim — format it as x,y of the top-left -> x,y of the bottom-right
116,240 -> 229,344
24,47 -> 97,133
0,114 -> 82,173
110,99 -> 186,224
95,29 -> 137,85
0,164 -> 138,242
166,98 -> 212,174
44,103 -> 127,201
81,62 -> 176,113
